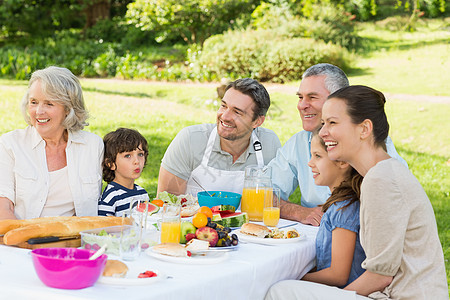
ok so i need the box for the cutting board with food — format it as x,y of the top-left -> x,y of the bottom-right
0,235 -> 81,249
0,216 -> 131,249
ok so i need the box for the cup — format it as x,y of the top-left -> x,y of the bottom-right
263,187 -> 281,227
160,204 -> 181,244
119,223 -> 141,261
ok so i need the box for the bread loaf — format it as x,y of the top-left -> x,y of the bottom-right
0,216 -> 74,234
3,216 -> 132,245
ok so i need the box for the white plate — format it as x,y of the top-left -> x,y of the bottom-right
98,269 -> 165,286
235,230 -> 306,245
146,248 -> 228,264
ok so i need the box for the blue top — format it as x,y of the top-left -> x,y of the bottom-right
98,182 -> 149,217
268,130 -> 408,207
316,199 -> 366,286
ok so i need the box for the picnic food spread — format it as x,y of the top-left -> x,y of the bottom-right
0,216 -> 132,245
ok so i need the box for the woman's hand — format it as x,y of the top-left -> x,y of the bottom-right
0,197 -> 17,220
344,270 -> 393,296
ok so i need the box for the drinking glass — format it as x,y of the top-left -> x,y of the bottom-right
160,204 -> 181,244
263,187 -> 281,227
119,209 -> 145,260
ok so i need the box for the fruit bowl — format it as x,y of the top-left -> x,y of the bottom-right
31,248 -> 107,289
197,191 -> 241,209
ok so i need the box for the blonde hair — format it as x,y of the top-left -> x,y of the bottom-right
21,66 -> 89,131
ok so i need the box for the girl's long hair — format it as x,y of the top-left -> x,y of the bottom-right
322,167 -> 363,213
311,128 -> 363,212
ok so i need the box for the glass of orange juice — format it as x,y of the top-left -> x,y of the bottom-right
242,187 -> 267,221
263,188 -> 280,227
160,204 -> 181,244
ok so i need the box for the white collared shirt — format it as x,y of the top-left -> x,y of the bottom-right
0,126 -> 104,219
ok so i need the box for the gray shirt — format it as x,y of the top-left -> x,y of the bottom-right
161,124 -> 281,181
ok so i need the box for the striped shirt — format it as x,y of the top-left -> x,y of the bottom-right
98,182 -> 149,217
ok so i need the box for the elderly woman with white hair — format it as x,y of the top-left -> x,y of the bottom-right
0,66 -> 103,220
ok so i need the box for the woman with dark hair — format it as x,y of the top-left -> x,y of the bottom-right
265,85 -> 447,299
0,66 -> 103,220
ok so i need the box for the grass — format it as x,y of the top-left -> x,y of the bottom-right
0,18 -> 448,288
349,18 -> 450,96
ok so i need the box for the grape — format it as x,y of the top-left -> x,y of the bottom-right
232,239 -> 238,246
218,231 -> 227,239
225,239 -> 232,247
231,233 -> 238,242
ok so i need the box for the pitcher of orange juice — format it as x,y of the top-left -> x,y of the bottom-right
241,165 -> 272,221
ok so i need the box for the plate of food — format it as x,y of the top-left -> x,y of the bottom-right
235,223 -> 306,245
98,260 -> 166,286
146,243 -> 229,264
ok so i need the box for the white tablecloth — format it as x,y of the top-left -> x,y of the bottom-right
0,222 -> 318,300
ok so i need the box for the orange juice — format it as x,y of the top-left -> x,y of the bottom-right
241,187 -> 267,221
263,207 -> 280,227
160,221 -> 181,243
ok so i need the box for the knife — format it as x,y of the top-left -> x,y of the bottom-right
27,236 -> 80,244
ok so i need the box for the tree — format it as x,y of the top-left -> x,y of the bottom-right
0,0 -> 131,41
125,0 -> 260,45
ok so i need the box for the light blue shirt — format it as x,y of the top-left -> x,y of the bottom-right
316,199 -> 366,286
268,130 -> 407,207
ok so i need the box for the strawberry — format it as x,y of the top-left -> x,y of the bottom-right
138,270 -> 157,278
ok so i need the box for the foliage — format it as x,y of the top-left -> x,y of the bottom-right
125,0 -> 259,45
251,2 -> 360,49
0,0 -> 133,42
0,0 -> 84,41
196,29 -> 351,82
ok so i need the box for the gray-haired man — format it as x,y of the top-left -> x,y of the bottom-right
268,63 -> 407,225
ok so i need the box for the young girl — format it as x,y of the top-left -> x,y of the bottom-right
302,129 -> 365,287
98,128 -> 150,217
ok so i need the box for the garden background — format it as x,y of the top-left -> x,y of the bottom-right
0,0 -> 449,289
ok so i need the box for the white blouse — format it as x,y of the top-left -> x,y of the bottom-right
0,126 -> 104,219
40,166 -> 75,217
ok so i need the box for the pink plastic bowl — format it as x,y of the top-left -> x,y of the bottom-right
31,247 -> 107,289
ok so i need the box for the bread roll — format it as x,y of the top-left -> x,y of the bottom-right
102,260 -> 128,278
3,216 -> 132,245
240,223 -> 271,238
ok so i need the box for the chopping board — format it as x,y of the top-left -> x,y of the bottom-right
0,235 -> 81,249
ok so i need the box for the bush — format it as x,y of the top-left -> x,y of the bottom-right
196,29 -> 351,83
293,4 -> 360,50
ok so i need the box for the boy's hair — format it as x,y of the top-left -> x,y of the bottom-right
102,128 -> 149,183
311,127 -> 363,213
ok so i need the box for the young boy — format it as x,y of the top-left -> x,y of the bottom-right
98,128 -> 150,217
